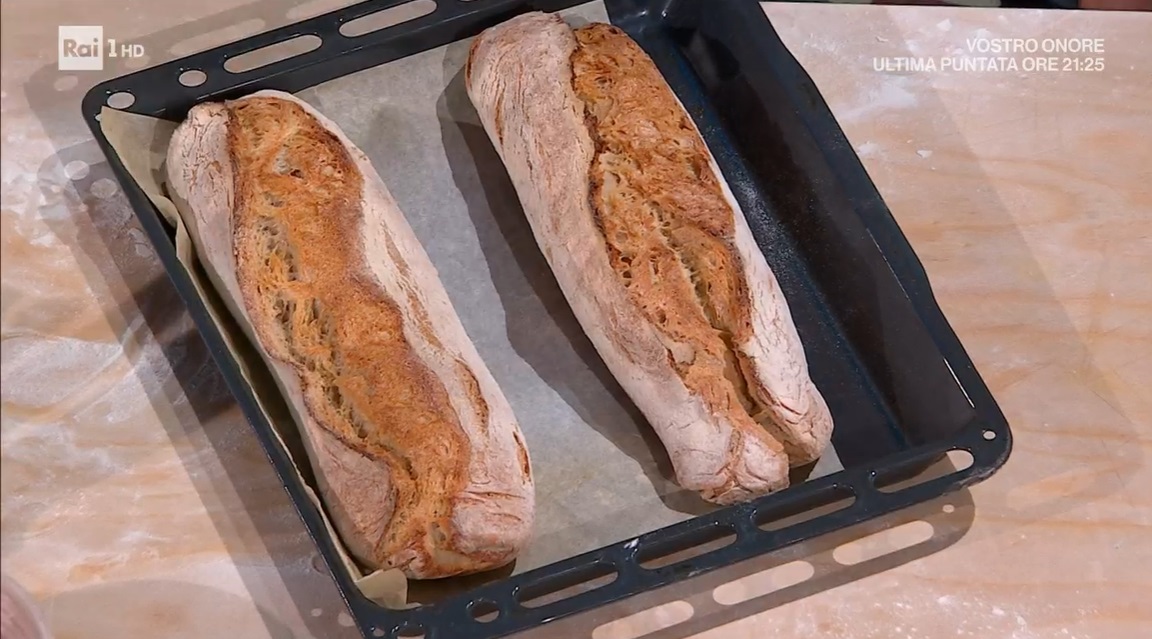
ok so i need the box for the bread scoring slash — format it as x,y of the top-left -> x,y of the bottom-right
166,90 -> 535,579
466,13 -> 834,504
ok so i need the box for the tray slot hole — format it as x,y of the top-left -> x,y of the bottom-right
832,520 -> 934,566
516,560 -> 618,609
636,523 -> 737,570
106,91 -> 135,109
170,19 -> 266,57
468,598 -> 499,623
873,449 -> 973,494
339,0 -> 437,38
224,34 -> 322,74
983,429 -> 997,440
712,559 -> 814,606
289,0 -> 362,21
592,601 -> 694,639
754,485 -> 856,532
178,69 -> 207,87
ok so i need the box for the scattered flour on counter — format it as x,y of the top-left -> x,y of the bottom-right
28,232 -> 55,247
2,407 -> 122,473
937,19 -> 953,32
748,585 -> 1045,639
839,75 -> 919,124
76,366 -> 159,427
804,39 -> 841,55
917,149 -> 933,159
1011,613 -> 1038,639
1,335 -> 125,410
856,141 -> 882,158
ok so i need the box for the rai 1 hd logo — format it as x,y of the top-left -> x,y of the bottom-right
58,26 -> 145,71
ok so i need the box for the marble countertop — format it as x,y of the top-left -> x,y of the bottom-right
2,2 -> 1149,638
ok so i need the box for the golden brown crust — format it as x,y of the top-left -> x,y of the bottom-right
224,98 -> 471,567
466,12 -> 802,504
571,24 -> 786,466
168,90 -> 534,579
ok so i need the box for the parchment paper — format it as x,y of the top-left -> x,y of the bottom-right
97,2 -> 842,607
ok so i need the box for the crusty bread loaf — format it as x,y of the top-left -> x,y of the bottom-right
466,14 -> 833,504
166,90 -> 534,579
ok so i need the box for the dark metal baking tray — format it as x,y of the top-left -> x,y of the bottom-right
81,1 -> 1013,637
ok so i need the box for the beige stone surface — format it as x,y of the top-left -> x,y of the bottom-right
1,2 -> 1149,639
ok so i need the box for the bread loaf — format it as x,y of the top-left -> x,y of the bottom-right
466,14 -> 833,504
166,90 -> 534,578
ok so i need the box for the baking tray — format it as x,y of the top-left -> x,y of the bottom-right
81,1 -> 1013,637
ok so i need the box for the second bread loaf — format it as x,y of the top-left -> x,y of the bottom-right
466,14 -> 834,504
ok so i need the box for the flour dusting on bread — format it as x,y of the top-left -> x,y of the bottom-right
466,13 -> 833,503
167,90 -> 535,579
